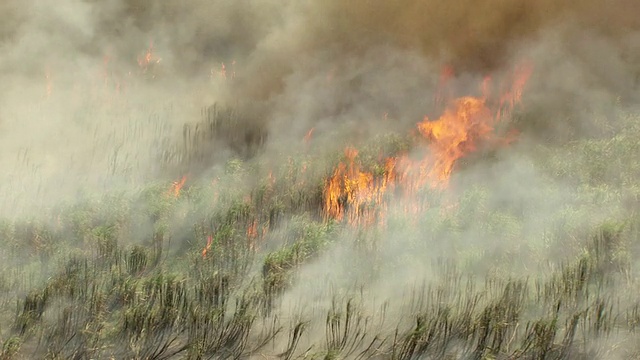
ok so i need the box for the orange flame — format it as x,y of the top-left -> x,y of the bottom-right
138,40 -> 161,74
202,235 -> 213,259
211,61 -> 236,80
171,176 -> 187,198
323,63 -> 532,225
267,171 -> 275,186
303,127 -> 315,144
247,219 -> 259,251
497,62 -> 534,121
247,219 -> 258,239
323,147 -> 391,226
417,96 -> 494,186
434,64 -> 454,111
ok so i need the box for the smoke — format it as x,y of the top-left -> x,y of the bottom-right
0,0 -> 637,286
0,0 -> 635,267
0,0 -> 637,196
1,0 -> 640,357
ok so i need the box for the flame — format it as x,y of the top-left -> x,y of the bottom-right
171,176 -> 187,198
267,171 -> 275,186
323,147 -> 391,226
138,40 -> 161,74
247,219 -> 259,251
417,96 -> 494,186
303,128 -> 315,143
323,63 -> 532,225
211,61 -> 236,80
247,219 -> 258,239
202,235 -> 213,259
497,62 -> 534,120
434,64 -> 454,111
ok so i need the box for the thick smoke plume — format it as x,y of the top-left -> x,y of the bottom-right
0,1 -> 638,209
1,1 -> 639,358
0,0 -> 637,292
0,0 -> 637,263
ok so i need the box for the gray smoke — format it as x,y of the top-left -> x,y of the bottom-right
0,1 -> 638,217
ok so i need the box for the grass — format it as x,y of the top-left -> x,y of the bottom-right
1,104 -> 640,359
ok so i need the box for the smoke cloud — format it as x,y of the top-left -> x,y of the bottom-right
1,0 -> 640,357
0,1 -> 638,211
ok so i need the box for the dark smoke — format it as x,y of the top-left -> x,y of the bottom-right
0,0 -> 638,213
0,2 -> 639,357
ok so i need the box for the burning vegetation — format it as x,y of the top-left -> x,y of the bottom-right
2,1 -> 640,359
323,63 -> 533,227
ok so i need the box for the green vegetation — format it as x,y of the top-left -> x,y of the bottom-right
2,106 -> 640,359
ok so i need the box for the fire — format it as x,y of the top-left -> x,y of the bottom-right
323,63 -> 532,224
303,128 -> 315,143
211,61 -> 236,80
211,63 -> 227,79
497,62 -> 534,120
170,176 -> 187,198
434,64 -> 454,112
247,219 -> 259,251
138,40 -> 161,74
267,171 -> 275,187
202,235 -> 213,259
323,147 -> 392,226
417,96 -> 494,186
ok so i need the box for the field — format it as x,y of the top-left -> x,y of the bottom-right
1,100 -> 640,359
1,1 -> 640,359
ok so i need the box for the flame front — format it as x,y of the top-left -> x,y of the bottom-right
323,64 -> 532,225
417,96 -> 493,186
323,147 -> 392,226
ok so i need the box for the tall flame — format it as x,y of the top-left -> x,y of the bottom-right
323,147 -> 392,226
417,96 -> 494,186
323,63 -> 532,225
